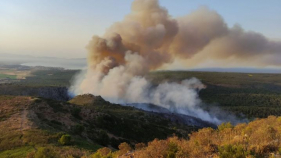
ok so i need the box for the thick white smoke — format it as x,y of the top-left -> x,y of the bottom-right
70,52 -> 223,124
70,0 -> 279,124
124,77 -> 221,124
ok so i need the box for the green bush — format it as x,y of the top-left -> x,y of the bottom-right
34,147 -> 57,158
218,122 -> 233,131
166,142 -> 178,158
219,144 -> 248,158
58,134 -> 71,145
91,147 -> 113,158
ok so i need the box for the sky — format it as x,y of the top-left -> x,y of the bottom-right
1,0 -> 281,58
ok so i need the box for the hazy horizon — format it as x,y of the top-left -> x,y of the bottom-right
0,53 -> 280,73
1,0 -> 281,69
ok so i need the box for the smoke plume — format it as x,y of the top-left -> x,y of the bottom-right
70,0 -> 280,124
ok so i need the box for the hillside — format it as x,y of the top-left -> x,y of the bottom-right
94,116 -> 281,158
1,65 -> 281,157
2,65 -> 281,120
0,95 -> 201,157
2,94 -> 281,157
147,71 -> 281,119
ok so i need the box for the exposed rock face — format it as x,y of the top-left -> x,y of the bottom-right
0,85 -> 70,101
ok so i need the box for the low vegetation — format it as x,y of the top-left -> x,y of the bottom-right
147,71 -> 281,118
2,65 -> 281,119
4,116 -> 281,157
1,65 -> 281,157
58,134 -> 71,145
0,95 -> 194,157
93,116 -> 281,158
19,69 -> 78,87
0,74 -> 17,79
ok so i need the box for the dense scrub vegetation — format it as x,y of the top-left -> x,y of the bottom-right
2,65 -> 281,119
1,67 -> 281,157
147,71 -> 281,118
0,95 -> 196,157
66,94 -> 195,146
19,116 -> 281,158
0,96 -> 100,157
93,116 -> 281,158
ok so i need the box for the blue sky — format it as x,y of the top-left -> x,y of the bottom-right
1,0 -> 281,58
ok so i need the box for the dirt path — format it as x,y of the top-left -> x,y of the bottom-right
20,108 -> 38,151
20,108 -> 28,131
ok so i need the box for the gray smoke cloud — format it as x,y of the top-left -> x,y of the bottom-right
70,0 -> 279,124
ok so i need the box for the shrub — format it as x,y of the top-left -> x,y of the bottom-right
135,143 -> 146,150
278,147 -> 281,155
219,144 -> 248,158
91,147 -> 112,158
218,122 -> 233,131
71,124 -> 84,134
118,142 -> 132,155
34,147 -> 57,158
58,134 -> 71,145
166,142 -> 178,158
26,152 -> 35,158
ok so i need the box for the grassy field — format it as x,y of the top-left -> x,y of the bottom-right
0,73 -> 17,79
18,69 -> 79,87
0,66 -> 31,79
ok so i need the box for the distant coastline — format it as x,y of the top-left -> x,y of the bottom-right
1,53 -> 280,73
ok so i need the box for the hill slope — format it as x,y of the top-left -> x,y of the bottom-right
2,95 -> 281,158
96,116 -> 281,158
0,94 -> 204,157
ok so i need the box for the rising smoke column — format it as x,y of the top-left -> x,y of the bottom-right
70,0 -> 281,124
